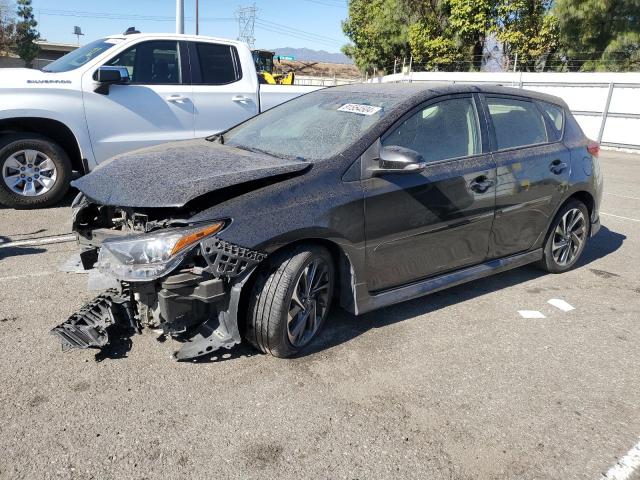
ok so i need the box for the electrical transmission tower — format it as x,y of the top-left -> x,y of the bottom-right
236,3 -> 256,49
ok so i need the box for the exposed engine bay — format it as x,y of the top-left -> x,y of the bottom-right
50,195 -> 266,360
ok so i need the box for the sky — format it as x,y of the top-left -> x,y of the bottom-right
22,0 -> 350,52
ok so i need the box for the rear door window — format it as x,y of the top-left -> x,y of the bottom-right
486,97 -> 547,150
194,43 -> 241,85
382,96 -> 482,163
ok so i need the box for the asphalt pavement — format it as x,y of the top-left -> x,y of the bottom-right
0,150 -> 639,480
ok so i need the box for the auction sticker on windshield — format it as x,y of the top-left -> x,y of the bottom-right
337,104 -> 382,116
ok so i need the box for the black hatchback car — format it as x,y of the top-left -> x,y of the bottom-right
53,83 -> 603,360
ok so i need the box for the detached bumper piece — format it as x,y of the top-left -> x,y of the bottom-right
50,289 -> 136,351
158,273 -> 241,361
201,237 -> 266,278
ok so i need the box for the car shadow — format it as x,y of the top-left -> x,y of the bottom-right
0,236 -> 46,259
304,225 -> 626,357
0,188 -> 77,210
85,226 -> 626,363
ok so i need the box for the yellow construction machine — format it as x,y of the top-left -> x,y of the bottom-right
252,50 -> 295,85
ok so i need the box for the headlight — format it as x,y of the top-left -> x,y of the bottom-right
96,222 -> 224,281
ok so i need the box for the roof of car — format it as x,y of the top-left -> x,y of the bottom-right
106,32 -> 244,46
325,82 -> 567,107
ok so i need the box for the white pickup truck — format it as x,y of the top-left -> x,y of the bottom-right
0,31 -> 320,208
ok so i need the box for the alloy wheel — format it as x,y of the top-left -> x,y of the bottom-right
551,208 -> 586,267
2,149 -> 57,197
287,258 -> 331,347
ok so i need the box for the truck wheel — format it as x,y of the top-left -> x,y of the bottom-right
537,199 -> 590,273
246,245 -> 335,358
0,134 -> 72,209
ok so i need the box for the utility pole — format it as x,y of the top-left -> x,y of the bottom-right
196,0 -> 199,35
176,0 -> 184,34
236,3 -> 256,49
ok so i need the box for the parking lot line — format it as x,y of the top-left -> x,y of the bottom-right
0,271 -> 56,282
518,310 -> 546,319
602,438 -> 640,480
600,212 -> 640,223
604,192 -> 640,201
0,234 -> 76,248
548,299 -> 575,312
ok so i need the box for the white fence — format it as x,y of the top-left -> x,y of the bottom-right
372,71 -> 640,151
295,75 -> 361,87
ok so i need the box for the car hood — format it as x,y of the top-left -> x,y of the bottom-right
72,139 -> 311,208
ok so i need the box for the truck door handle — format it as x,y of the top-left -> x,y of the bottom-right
470,176 -> 494,193
165,94 -> 188,103
550,160 -> 568,175
232,95 -> 252,103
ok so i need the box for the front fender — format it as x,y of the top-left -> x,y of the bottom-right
0,93 -> 95,168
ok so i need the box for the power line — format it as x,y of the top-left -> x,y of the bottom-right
255,18 -> 343,46
20,7 -> 234,23
254,23 -> 343,48
300,0 -> 348,8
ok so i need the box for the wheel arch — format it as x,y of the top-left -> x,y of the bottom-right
236,237 -> 358,332
536,190 -> 596,249
0,117 -> 85,174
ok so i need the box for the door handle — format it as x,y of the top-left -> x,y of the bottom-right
166,94 -> 188,103
232,95 -> 252,103
549,160 -> 568,175
469,176 -> 494,194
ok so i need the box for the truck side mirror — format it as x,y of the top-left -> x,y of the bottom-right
93,66 -> 130,95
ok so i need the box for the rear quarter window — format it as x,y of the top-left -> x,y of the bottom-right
487,97 -> 548,150
538,102 -> 565,142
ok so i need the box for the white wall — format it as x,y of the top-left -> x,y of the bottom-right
372,71 -> 640,151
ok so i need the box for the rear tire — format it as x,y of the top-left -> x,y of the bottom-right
245,245 -> 335,358
537,199 -> 590,273
0,134 -> 72,209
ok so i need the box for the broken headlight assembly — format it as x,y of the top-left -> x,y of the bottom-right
97,222 -> 225,281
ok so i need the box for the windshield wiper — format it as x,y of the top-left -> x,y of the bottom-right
206,133 -> 224,143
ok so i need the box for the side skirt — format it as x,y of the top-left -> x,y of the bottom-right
354,249 -> 543,315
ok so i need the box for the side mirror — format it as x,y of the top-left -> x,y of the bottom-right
93,66 -> 130,94
374,145 -> 426,175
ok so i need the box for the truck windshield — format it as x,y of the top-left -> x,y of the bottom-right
224,91 -> 401,161
43,38 -> 121,73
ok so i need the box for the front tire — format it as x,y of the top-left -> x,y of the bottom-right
0,134 -> 72,209
538,199 -> 590,273
246,245 -> 335,358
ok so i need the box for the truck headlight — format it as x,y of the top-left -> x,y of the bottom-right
96,222 -> 224,281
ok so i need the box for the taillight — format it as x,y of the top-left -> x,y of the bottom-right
587,141 -> 600,158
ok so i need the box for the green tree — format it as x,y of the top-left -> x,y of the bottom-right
0,0 -> 16,55
407,0 -> 464,71
447,0 -> 494,70
494,0 -> 559,71
342,0 -> 413,72
342,0 -> 559,73
14,0 -> 39,68
552,0 -> 640,71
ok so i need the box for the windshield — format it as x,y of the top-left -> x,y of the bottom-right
43,38 -> 122,73
223,90 -> 402,161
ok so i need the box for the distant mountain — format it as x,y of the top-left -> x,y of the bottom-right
272,47 -> 353,64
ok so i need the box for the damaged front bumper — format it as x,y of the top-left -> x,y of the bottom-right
50,232 -> 267,361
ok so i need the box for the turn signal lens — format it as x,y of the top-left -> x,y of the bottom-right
587,141 -> 600,158
170,222 -> 224,256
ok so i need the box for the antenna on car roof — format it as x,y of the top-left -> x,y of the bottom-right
124,27 -> 140,35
